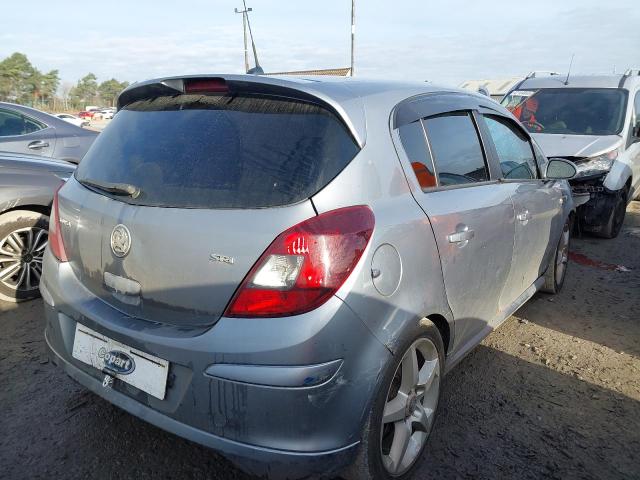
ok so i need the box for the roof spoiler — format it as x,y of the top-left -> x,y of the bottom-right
115,75 -> 366,148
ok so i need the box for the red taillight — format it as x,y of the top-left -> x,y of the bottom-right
224,206 -> 375,318
184,78 -> 229,94
49,186 -> 68,262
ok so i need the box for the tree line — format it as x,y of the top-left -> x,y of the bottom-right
0,52 -> 129,112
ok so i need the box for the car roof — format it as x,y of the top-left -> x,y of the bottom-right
518,73 -> 640,90
118,74 -> 504,147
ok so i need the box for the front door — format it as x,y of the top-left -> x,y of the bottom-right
482,114 -> 563,298
396,111 -> 516,352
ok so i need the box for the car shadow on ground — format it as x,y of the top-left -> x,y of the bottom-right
1,296 -> 638,480
518,202 -> 639,358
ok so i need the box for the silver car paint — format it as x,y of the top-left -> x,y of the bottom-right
41,75 -> 573,478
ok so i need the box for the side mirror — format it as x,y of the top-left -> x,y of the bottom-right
545,158 -> 577,180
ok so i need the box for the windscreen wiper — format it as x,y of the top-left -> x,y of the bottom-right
78,178 -> 141,198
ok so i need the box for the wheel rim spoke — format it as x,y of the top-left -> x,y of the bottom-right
383,392 -> 408,424
31,229 -> 48,252
411,403 -> 433,433
400,346 -> 419,393
387,419 -> 412,473
0,261 -> 21,280
6,233 -> 24,253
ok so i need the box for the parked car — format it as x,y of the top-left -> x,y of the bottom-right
41,75 -> 576,480
100,108 -> 116,120
0,102 -> 98,163
54,113 -> 89,128
0,151 -> 74,302
502,69 -> 640,238
77,111 -> 94,120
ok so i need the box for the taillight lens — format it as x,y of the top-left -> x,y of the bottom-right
49,186 -> 68,262
224,206 -> 375,318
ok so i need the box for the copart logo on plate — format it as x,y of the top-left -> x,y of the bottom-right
110,224 -> 131,257
98,347 -> 136,375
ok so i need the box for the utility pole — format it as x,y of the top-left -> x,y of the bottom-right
235,5 -> 252,73
350,0 -> 355,76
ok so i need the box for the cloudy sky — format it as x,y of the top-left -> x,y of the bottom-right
2,0 -> 639,88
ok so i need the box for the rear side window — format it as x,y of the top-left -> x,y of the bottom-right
75,94 -> 360,208
423,112 -> 489,186
398,121 -> 437,189
484,115 -> 537,180
0,109 -> 44,137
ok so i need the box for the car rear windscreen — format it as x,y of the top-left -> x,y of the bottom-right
75,94 -> 360,208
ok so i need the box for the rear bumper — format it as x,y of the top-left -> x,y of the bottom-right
41,250 -> 390,479
45,331 -> 358,479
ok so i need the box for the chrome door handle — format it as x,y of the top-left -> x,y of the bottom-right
448,226 -> 474,245
28,140 -> 49,150
517,210 -> 532,223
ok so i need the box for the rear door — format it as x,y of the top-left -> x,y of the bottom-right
396,100 -> 516,350
481,113 -> 563,296
59,86 -> 360,327
0,108 -> 56,157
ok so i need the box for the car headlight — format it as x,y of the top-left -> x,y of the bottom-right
574,150 -> 618,178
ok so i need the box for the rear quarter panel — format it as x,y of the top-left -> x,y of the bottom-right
312,96 -> 453,355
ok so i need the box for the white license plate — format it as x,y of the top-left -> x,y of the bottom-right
72,323 -> 169,400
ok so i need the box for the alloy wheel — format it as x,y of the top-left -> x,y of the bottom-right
0,227 -> 48,292
380,337 -> 440,476
555,220 -> 570,284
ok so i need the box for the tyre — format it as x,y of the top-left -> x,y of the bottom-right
0,210 -> 49,303
596,187 -> 627,239
541,215 -> 571,294
345,322 -> 444,480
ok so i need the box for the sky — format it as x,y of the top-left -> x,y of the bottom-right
1,0 -> 639,88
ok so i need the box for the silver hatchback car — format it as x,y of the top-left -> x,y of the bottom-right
41,75 -> 576,480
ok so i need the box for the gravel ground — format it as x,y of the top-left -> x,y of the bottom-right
1,203 -> 638,480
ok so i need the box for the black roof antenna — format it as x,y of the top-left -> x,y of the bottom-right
564,54 -> 575,85
243,0 -> 264,74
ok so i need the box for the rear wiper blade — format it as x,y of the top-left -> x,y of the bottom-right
78,178 -> 141,198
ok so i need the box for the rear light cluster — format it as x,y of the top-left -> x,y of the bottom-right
224,206 -> 375,318
49,187 -> 68,262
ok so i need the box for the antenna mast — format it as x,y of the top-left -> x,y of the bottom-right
243,0 -> 263,74
564,54 -> 575,85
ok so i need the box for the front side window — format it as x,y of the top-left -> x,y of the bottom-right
502,88 -> 628,136
398,121 -> 437,189
484,116 -> 537,180
0,109 -> 43,137
423,112 -> 489,186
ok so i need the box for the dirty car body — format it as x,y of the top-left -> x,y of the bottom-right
0,102 -> 98,163
502,72 -> 640,238
41,75 -> 574,479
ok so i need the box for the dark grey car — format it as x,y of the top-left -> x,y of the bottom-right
0,102 -> 98,163
0,151 -> 74,301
